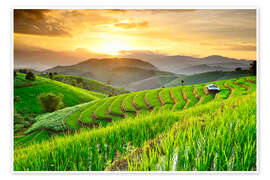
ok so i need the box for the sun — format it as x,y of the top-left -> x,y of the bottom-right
95,40 -> 132,55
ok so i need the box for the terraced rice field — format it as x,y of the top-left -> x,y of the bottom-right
14,76 -> 257,171
24,76 -> 256,135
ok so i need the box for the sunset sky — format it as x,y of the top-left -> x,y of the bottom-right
14,9 -> 256,70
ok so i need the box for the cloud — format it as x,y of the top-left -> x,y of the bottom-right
114,21 -> 149,29
214,44 -> 256,51
14,9 -> 72,37
14,45 -> 111,70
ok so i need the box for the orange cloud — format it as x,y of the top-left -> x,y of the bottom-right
114,21 -> 149,29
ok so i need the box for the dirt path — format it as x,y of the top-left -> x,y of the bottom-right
108,97 -> 125,118
234,81 -> 250,91
121,96 -> 137,116
158,90 -> 165,106
182,89 -> 190,109
246,78 -> 256,84
224,83 -> 234,99
92,102 -> 113,122
192,87 -> 202,105
143,94 -> 154,110
132,95 -> 142,111
169,90 -> 178,111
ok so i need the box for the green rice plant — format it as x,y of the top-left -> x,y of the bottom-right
236,77 -> 256,91
80,100 -> 106,124
225,79 -> 246,97
126,92 -> 256,171
25,103 -> 86,134
170,86 -> 185,111
160,104 -> 173,112
159,88 -> 174,104
214,80 -> 231,101
133,90 -> 149,109
110,94 -> 128,115
123,93 -> 137,112
14,130 -> 51,148
145,89 -> 163,107
95,97 -> 122,121
65,102 -> 96,129
182,86 -> 198,108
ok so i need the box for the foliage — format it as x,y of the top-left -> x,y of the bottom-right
38,93 -> 64,113
48,74 -> 129,96
25,72 -> 35,81
14,73 -> 102,117
249,61 -> 256,75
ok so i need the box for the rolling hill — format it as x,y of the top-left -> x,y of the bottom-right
14,73 -> 106,118
44,58 -> 159,85
14,75 -> 256,171
48,74 -> 130,96
23,76 -> 256,134
122,54 -> 253,75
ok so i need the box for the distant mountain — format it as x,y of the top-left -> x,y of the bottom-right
45,58 -> 166,86
122,54 -> 254,75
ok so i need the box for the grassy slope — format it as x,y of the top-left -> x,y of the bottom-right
50,74 -> 130,96
164,70 -> 250,87
24,76 -> 256,135
14,90 -> 256,171
14,73 -> 105,116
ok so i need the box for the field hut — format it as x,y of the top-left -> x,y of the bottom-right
205,84 -> 220,94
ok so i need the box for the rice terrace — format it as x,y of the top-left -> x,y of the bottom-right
13,9 -> 257,172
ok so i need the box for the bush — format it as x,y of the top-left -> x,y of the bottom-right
25,72 -> 35,81
38,93 -> 64,113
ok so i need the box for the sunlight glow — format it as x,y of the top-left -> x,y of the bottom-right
94,40 -> 132,55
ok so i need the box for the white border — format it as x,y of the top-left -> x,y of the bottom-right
9,5 -> 260,178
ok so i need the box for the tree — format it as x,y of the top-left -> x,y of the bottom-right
38,93 -> 64,113
181,80 -> 184,86
249,61 -> 256,75
25,72 -> 35,81
49,72 -> 53,79
235,67 -> 242,71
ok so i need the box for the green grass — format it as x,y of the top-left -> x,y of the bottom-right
65,102 -> 96,129
123,93 -> 137,112
95,97 -> 122,121
110,94 -> 128,115
145,89 -> 163,108
50,74 -> 130,96
13,90 -> 256,171
160,88 -> 174,104
80,100 -> 106,124
14,73 -> 104,117
20,76 -> 257,144
164,70 -> 250,87
126,92 -> 256,171
14,131 -> 51,147
25,103 -> 86,134
134,91 -> 149,109
214,80 -> 231,101
170,86 -> 186,111
183,86 -> 199,108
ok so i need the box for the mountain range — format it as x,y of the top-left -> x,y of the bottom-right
44,56 -> 254,91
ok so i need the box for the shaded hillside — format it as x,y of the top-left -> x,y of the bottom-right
44,58 -> 176,87
45,58 -> 157,83
50,74 -> 130,96
165,70 -> 250,87
122,54 -> 253,75
14,73 -> 105,117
